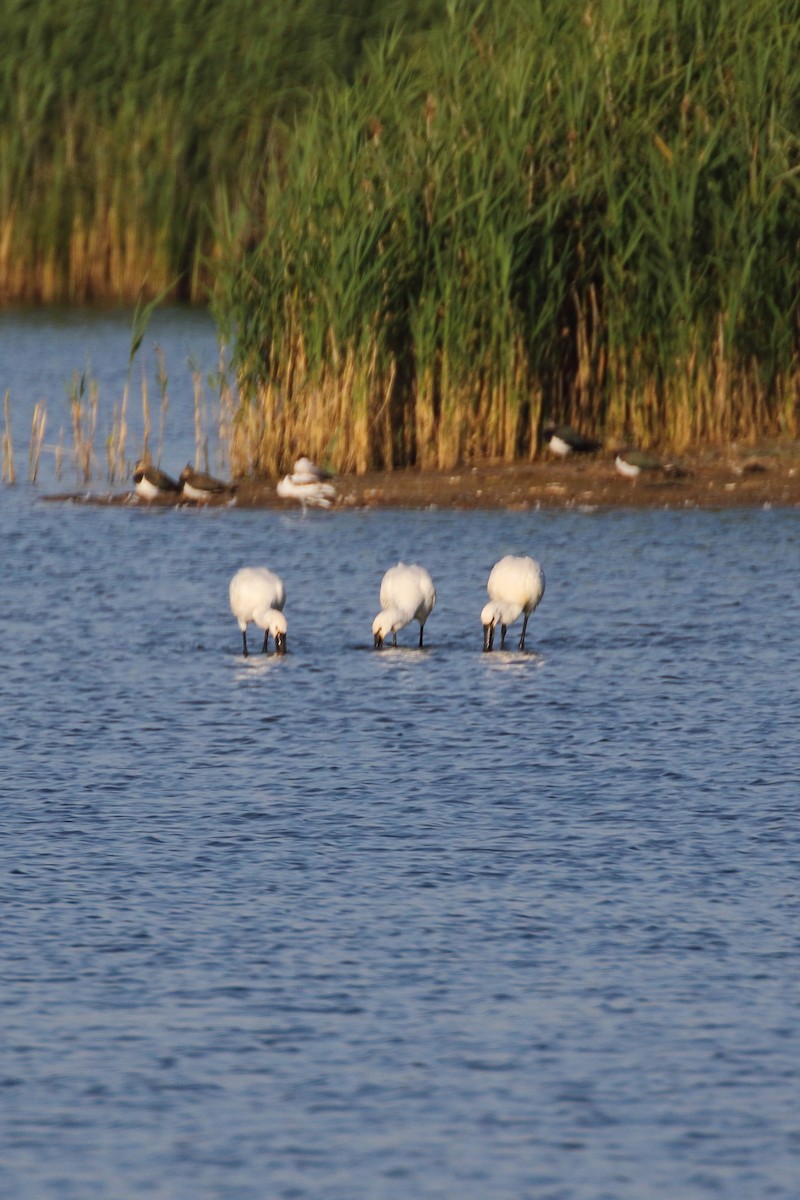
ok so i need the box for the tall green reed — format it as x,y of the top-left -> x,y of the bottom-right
216,0 -> 800,471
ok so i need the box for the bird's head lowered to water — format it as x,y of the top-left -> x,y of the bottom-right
255,607 -> 287,655
372,610 -> 396,649
480,602 -> 504,652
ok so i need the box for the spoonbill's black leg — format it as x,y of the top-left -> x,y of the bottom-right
242,631 -> 249,657
500,624 -> 507,649
262,630 -> 269,653
392,631 -> 397,647
419,625 -> 424,648
519,613 -> 529,650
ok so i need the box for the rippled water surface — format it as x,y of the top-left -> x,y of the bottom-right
3,487 -> 799,1200
1,313 -> 799,1200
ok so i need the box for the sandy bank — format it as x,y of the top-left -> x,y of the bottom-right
43,443 -> 800,511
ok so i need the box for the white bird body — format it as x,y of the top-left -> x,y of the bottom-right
481,555 -> 545,651
547,433 -> 573,458
276,459 -> 336,511
373,563 -> 436,648
292,456 -> 333,482
229,566 -> 288,656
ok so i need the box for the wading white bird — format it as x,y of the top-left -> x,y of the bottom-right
132,460 -> 182,502
229,566 -> 288,657
276,456 -> 336,512
481,554 -> 545,651
372,563 -> 436,649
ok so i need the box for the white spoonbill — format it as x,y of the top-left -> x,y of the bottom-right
373,563 -> 436,649
276,456 -> 336,512
481,555 -> 545,651
132,460 -> 182,502
229,566 -> 288,656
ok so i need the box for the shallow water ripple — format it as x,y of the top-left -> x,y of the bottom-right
1,491 -> 798,1199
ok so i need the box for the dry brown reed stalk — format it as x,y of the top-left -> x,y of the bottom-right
69,373 -> 85,482
215,347 -> 237,473
116,381 -> 128,481
106,405 -> 118,482
414,366 -> 437,470
140,363 -> 151,463
2,391 -> 15,484
378,357 -> 397,470
192,364 -> 208,470
155,346 -> 169,466
527,383 -> 544,460
56,427 -> 64,479
28,401 -> 47,482
70,374 -> 98,484
88,380 -> 99,480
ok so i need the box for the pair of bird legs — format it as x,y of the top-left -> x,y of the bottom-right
241,631 -> 285,657
484,613 -> 531,653
376,629 -> 426,649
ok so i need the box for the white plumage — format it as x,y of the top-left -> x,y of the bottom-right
292,456 -> 333,482
276,457 -> 336,512
229,566 -> 288,656
481,555 -> 545,651
372,563 -> 436,649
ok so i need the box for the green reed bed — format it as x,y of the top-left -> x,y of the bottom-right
0,0 -> 445,303
217,0 -> 800,472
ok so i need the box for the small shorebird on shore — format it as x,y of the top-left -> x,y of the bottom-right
132,460 -> 182,502
543,422 -> 602,457
276,456 -> 336,512
614,450 -> 688,480
179,464 -> 236,501
481,555 -> 545,652
372,563 -> 436,649
229,566 -> 287,656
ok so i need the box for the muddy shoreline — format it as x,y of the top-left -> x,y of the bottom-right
43,443 -> 800,511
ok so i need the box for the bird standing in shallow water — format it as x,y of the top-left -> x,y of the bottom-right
372,563 -> 436,649
132,460 -> 182,502
229,566 -> 288,656
481,555 -> 545,651
276,456 -> 336,512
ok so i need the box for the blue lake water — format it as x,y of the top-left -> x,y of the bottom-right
1,312 -> 799,1199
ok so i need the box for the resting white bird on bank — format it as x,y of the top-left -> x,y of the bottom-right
481,555 -> 545,651
276,456 -> 336,511
229,566 -> 288,656
132,460 -> 182,502
372,563 -> 436,649
292,455 -> 333,481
